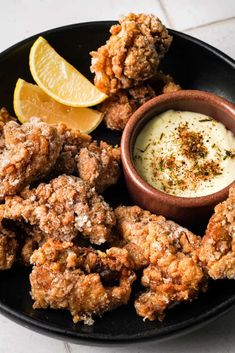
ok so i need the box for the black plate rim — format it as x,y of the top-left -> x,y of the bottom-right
0,20 -> 234,67
0,21 -> 235,345
0,285 -> 235,346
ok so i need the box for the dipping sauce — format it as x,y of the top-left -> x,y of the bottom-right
133,110 -> 235,197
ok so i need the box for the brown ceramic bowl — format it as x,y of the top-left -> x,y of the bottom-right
121,90 -> 235,225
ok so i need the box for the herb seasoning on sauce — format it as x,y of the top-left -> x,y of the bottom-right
133,110 -> 235,197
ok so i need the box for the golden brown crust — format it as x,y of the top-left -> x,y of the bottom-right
0,205 -> 18,270
151,71 -> 181,94
19,225 -> 45,266
53,124 -> 91,176
99,84 -> 156,130
0,107 -> 16,125
30,239 -> 136,324
90,13 -> 172,94
0,118 -> 62,200
4,175 -> 116,245
114,205 -> 163,268
99,72 -> 181,131
0,108 -> 17,163
135,254 -> 205,321
115,205 -> 206,321
77,141 -> 121,193
0,234 -> 18,270
199,186 -> 235,279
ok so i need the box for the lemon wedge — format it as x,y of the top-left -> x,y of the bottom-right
14,78 -> 104,133
29,36 -> 107,107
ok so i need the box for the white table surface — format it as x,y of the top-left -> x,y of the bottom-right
0,1 -> 234,352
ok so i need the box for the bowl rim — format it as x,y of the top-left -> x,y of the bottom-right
0,22 -> 235,346
121,89 -> 235,208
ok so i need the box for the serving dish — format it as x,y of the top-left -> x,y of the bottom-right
0,21 -> 235,345
121,89 -> 235,225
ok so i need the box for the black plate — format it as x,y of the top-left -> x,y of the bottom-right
0,22 -> 235,346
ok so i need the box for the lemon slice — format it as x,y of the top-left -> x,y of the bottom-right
14,78 -> 104,133
29,36 -> 107,107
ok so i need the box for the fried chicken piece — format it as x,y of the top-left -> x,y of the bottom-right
0,232 -> 17,270
99,84 -> 155,130
115,205 -> 201,268
30,239 -> 136,324
53,124 -> 91,175
99,72 -> 180,130
19,225 -> 44,266
20,223 -> 94,266
0,205 -> 18,270
52,126 -> 120,193
0,107 -> 16,153
0,118 -> 62,200
0,107 -> 15,126
199,186 -> 235,279
150,71 -> 181,94
115,205 -> 206,321
4,175 -> 116,245
76,141 -> 121,193
135,253 -> 204,321
90,13 -> 172,94
114,205 -> 160,268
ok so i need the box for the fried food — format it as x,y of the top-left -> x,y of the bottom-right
99,72 -> 180,131
19,225 -> 44,266
115,205 -> 202,268
90,13 -> 172,94
0,107 -> 16,153
53,124 -> 91,175
150,71 -> 181,94
0,107 -> 16,129
4,175 -> 116,245
99,84 -> 156,130
0,231 -> 17,270
114,205 -> 160,268
199,186 -> 235,279
30,239 -> 136,324
0,117 -> 62,200
115,205 -> 206,321
134,254 -> 205,321
52,125 -> 121,193
77,141 -> 121,193
0,205 -> 18,270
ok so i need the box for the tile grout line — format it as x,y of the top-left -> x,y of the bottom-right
64,342 -> 72,353
158,0 -> 173,28
182,15 -> 235,32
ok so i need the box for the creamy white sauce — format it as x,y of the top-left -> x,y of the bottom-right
133,110 -> 235,197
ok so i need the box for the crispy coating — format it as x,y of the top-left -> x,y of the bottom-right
99,72 -> 180,130
0,107 -> 16,126
53,124 -> 91,175
115,205 -> 201,268
4,175 -> 116,245
135,253 -> 205,321
199,186 -> 235,279
114,205 -> 163,268
0,107 -> 16,154
0,118 -> 62,200
0,232 -> 17,270
76,141 -> 121,193
90,13 -> 172,94
99,84 -> 156,130
30,239 -> 136,324
0,206 -> 18,270
19,225 -> 44,266
0,107 -> 16,156
52,126 -> 120,193
115,205 -> 206,321
150,71 -> 181,94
